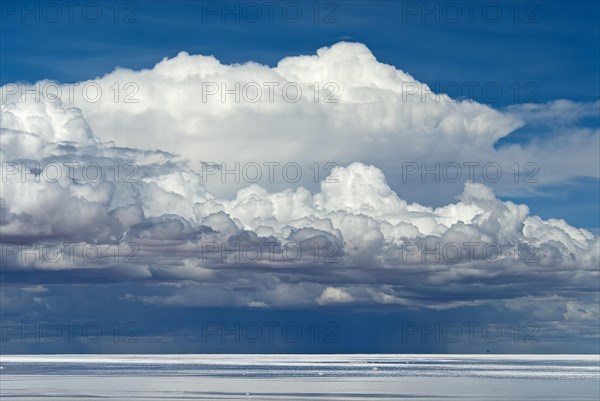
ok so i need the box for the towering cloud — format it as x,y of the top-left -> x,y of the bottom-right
1,43 -> 598,318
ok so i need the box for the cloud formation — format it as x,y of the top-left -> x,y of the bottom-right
0,43 -> 598,324
3,42 -> 597,202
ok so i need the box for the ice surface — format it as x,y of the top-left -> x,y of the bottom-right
1,354 -> 598,400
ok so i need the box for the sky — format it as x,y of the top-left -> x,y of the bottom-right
0,0 -> 599,354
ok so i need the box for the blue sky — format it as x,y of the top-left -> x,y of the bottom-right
2,0 -> 599,104
0,0 -> 599,353
2,0 -> 598,228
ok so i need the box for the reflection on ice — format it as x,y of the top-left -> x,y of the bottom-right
1,354 -> 598,400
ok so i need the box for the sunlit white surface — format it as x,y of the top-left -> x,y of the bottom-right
1,354 -> 598,400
